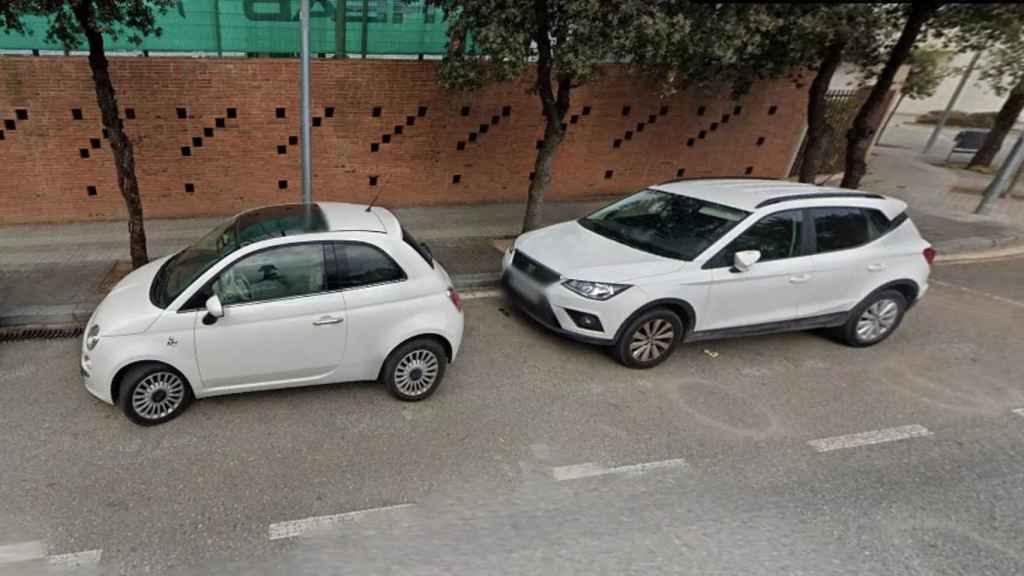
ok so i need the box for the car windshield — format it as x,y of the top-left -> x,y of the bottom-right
579,188 -> 749,260
150,204 -> 328,308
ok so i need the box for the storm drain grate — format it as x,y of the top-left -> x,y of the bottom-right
0,325 -> 83,342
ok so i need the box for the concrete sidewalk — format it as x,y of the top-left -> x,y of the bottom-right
3,154 -> 1024,327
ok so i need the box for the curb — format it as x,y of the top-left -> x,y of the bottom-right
934,241 -> 1024,263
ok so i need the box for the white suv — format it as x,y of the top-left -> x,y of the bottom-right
502,179 -> 933,368
82,203 -> 464,425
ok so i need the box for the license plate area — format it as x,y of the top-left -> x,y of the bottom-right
508,271 -> 543,303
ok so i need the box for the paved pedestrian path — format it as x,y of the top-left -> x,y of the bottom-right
3,141 -> 1024,327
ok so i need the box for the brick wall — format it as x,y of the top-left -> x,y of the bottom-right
0,56 -> 808,224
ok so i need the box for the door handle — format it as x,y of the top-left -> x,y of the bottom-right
867,263 -> 887,272
313,315 -> 344,326
789,274 -> 811,284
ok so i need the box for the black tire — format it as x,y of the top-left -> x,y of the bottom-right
838,289 -> 908,348
117,362 -> 193,426
612,308 -> 683,369
381,338 -> 448,401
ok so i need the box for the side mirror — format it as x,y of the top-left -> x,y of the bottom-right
203,295 -> 224,325
733,250 -> 762,273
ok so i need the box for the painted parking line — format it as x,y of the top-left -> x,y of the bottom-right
268,503 -> 415,541
460,288 -> 503,300
0,541 -> 47,565
808,424 -> 933,453
551,458 -> 689,482
931,279 -> 1024,309
47,549 -> 102,569
0,541 -> 101,569
1012,408 -> 1024,417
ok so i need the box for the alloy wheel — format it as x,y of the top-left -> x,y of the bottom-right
131,371 -> 186,421
856,298 -> 899,342
393,349 -> 440,397
630,318 -> 675,362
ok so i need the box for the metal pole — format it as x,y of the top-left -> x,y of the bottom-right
213,0 -> 222,57
976,132 -> 1024,214
300,0 -> 313,203
360,0 -> 369,58
335,0 -> 347,58
923,51 -> 981,155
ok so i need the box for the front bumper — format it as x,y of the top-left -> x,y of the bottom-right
501,269 -> 615,346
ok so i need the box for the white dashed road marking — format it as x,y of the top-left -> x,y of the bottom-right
47,549 -> 103,569
808,424 -> 933,453
931,279 -> 1024,309
268,504 -> 415,540
460,288 -> 503,300
0,541 -> 101,569
551,458 -> 689,482
1012,408 -> 1024,417
0,541 -> 47,565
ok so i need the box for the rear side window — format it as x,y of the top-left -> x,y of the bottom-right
866,209 -> 907,239
402,227 -> 434,268
331,242 -> 406,289
811,207 -> 870,253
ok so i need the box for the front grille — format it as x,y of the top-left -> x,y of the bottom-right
512,251 -> 560,285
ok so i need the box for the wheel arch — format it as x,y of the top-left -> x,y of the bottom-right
111,359 -> 191,404
866,279 -> 920,308
613,298 -> 696,343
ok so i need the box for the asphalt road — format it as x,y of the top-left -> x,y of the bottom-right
1,257 -> 1023,575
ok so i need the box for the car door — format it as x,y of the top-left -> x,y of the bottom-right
798,207 -> 877,318
701,209 -> 816,331
327,240 -> 413,382
193,242 -> 347,392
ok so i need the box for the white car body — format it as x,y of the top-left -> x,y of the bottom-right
81,202 -> 463,406
502,179 -> 932,348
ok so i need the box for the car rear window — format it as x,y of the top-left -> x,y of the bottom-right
402,227 -> 434,267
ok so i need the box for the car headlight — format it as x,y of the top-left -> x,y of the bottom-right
562,279 -> 632,301
86,324 -> 100,351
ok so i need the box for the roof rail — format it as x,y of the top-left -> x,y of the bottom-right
755,192 -> 884,209
657,175 -> 783,186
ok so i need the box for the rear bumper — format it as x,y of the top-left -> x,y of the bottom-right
501,272 -> 613,346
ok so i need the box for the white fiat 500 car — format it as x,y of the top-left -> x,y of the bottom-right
82,203 -> 464,425
502,179 -> 934,368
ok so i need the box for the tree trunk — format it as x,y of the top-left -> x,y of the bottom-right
841,1 -> 935,190
968,82 -> 1024,168
522,0 -> 570,232
72,1 -> 149,268
799,41 -> 845,184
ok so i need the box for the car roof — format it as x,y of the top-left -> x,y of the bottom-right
649,178 -> 890,213
316,202 -> 400,235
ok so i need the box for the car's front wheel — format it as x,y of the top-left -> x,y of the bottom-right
382,338 -> 448,401
612,308 -> 683,369
117,363 -> 194,426
839,289 -> 908,347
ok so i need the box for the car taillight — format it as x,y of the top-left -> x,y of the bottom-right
923,247 -> 936,264
447,287 -> 463,312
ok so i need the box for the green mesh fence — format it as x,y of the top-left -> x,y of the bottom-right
0,0 -> 450,56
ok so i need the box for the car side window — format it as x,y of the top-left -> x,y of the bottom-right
705,210 -> 803,268
811,207 -> 870,253
212,243 -> 325,305
332,242 -> 406,289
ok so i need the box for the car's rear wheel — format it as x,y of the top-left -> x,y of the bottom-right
612,308 -> 683,369
382,338 -> 447,401
117,363 -> 193,426
839,289 -> 907,347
